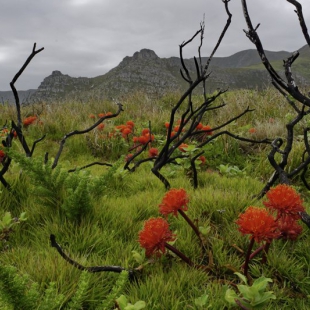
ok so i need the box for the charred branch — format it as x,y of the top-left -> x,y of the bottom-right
50,234 -> 135,278
52,103 -> 123,169
242,0 -> 310,196
286,0 -> 310,46
68,162 -> 113,173
10,43 -> 44,128
241,0 -> 310,107
152,0 -> 271,188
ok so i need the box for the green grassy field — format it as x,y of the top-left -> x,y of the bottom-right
1,88 -> 310,309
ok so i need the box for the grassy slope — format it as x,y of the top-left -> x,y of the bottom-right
1,89 -> 310,309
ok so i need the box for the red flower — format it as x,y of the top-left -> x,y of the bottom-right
263,184 -> 305,219
277,215 -> 303,241
97,123 -> 105,131
196,123 -> 203,130
89,114 -> 95,119
98,113 -> 105,118
142,128 -> 150,136
236,206 -> 280,243
202,125 -> 213,135
148,147 -> 158,158
126,121 -> 135,128
0,150 -> 5,163
178,143 -> 188,152
23,116 -> 37,127
125,154 -> 133,162
159,188 -> 189,217
138,217 -> 176,257
174,125 -> 180,132
138,135 -> 149,145
199,155 -> 206,165
164,122 -> 170,129
122,127 -> 132,138
115,125 -> 126,132
249,128 -> 256,134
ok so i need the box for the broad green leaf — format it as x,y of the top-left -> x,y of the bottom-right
2,212 -> 12,227
252,276 -> 273,292
116,295 -> 128,309
133,300 -> 146,309
19,212 -> 27,221
234,272 -> 248,285
251,291 -> 276,306
199,226 -> 211,236
224,289 -> 238,304
184,145 -> 197,152
237,284 -> 255,300
195,293 -> 209,307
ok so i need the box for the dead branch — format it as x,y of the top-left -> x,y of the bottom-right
52,102 -> 123,169
50,234 -> 134,278
10,43 -> 44,128
242,0 -> 310,196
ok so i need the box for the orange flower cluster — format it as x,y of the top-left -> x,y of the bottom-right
23,116 -> 37,127
138,217 -> 176,257
159,188 -> 189,217
148,147 -> 159,158
115,121 -> 135,139
1,128 -> 17,139
236,206 -> 280,243
98,112 -> 112,118
165,119 -> 185,138
133,128 -> 154,146
89,112 -> 112,119
0,128 -> 9,138
97,123 -> 105,131
125,153 -> 134,162
237,185 -> 305,243
263,184 -> 305,219
196,123 -> 213,135
93,117 -> 135,141
249,128 -> 256,134
198,155 -> 206,165
178,143 -> 188,152
276,215 -> 303,241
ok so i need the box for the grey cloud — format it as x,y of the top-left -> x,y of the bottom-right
0,0 -> 309,90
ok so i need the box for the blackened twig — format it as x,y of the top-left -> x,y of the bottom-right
50,234 -> 134,277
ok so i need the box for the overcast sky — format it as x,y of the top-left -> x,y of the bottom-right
0,0 -> 309,91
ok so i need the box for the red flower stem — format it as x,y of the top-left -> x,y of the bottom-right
241,244 -> 264,269
261,241 -> 271,264
164,242 -> 194,267
178,209 -> 203,245
243,238 -> 255,280
235,299 -> 250,310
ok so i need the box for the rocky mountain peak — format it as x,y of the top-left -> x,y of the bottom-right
132,49 -> 159,60
51,70 -> 63,76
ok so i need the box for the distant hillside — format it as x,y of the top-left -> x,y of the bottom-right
0,90 -> 36,104
2,46 -> 309,103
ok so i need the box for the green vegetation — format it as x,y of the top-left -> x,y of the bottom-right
1,88 -> 310,309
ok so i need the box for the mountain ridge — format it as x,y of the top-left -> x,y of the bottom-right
1,45 -> 309,103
